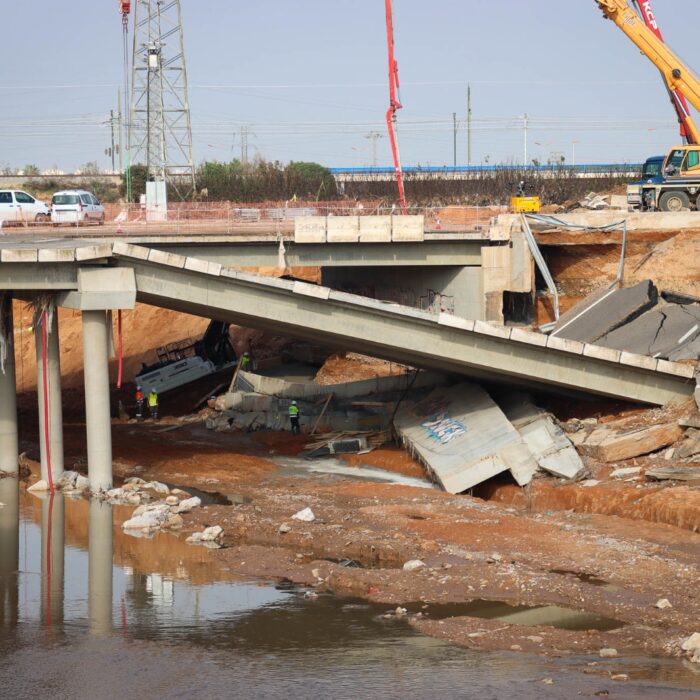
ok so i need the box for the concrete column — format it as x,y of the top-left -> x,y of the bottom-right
0,297 -> 19,474
0,477 -> 19,629
35,309 -> 64,483
40,492 -> 64,628
88,499 -> 113,636
82,311 -> 113,492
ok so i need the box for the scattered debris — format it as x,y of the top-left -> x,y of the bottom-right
655,599 -> 672,610
403,559 -> 426,572
594,424 -> 683,463
292,507 -> 316,522
646,467 -> 700,483
599,648 -> 618,658
278,523 -> 291,534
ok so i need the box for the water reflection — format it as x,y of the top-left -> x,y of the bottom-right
0,487 -> 699,700
0,478 -> 18,630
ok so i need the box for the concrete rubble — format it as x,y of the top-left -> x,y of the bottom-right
554,280 -> 700,362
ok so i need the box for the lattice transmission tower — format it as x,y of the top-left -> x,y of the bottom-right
129,0 -> 195,199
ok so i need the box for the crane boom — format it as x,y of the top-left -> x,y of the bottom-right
596,0 -> 700,144
384,0 -> 407,215
631,0 -> 697,144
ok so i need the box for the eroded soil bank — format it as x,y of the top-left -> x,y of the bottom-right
18,418 -> 700,665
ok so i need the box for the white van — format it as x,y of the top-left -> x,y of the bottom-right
0,190 -> 50,225
51,190 -> 106,225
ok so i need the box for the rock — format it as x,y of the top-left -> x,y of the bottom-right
107,487 -> 125,501
145,481 -> 170,494
170,488 -> 190,498
278,523 -> 291,534
655,598 -> 672,609
595,424 -> 683,463
681,633 -> 700,652
186,532 -> 204,544
126,493 -> 141,505
304,591 -> 319,600
165,495 -> 179,506
679,415 -> 700,430
403,559 -> 426,572
125,477 -> 146,485
610,467 -> 642,479
292,507 -> 316,522
27,480 -> 50,493
394,607 -> 407,616
581,479 -> 601,488
692,650 -> 700,664
58,471 -> 90,491
175,496 -> 202,514
599,648 -> 618,658
510,644 -> 522,651
527,635 -> 544,643
201,525 -> 223,542
122,481 -> 141,493
122,503 -> 171,531
611,674 -> 628,681
165,514 -> 184,529
542,678 -> 554,685
675,433 -> 700,460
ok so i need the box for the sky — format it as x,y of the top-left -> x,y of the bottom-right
2,0 -> 699,171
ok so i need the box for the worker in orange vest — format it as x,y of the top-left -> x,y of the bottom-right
135,385 -> 144,421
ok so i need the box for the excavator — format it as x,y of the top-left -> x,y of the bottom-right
596,0 -> 700,211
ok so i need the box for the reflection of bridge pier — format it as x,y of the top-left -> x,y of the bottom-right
88,499 -> 113,636
0,477 -> 19,630
40,492 -> 64,628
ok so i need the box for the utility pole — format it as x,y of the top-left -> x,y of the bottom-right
467,84 -> 472,166
109,110 -> 116,172
523,113 -> 529,165
241,126 -> 249,164
130,0 -> 196,198
365,131 -> 383,167
117,89 -> 124,175
452,112 -> 457,167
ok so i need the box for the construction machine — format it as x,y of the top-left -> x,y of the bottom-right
596,0 -> 700,210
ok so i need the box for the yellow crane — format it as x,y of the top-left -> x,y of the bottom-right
597,0 -> 700,210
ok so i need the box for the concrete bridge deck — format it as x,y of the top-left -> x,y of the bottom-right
0,238 -> 693,406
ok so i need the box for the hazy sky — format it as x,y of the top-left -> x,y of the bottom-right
2,0 -> 699,171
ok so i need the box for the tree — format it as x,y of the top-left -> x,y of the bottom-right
23,164 -> 40,176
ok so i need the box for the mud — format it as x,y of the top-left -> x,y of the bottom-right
19,415 -> 700,663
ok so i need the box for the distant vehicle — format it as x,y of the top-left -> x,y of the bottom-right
626,156 -> 665,210
135,321 -> 238,395
0,190 -> 50,225
51,190 -> 105,225
628,147 -> 700,211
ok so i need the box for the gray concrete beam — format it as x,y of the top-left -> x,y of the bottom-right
82,311 -> 113,492
0,296 -> 18,474
0,264 -> 78,290
149,241 -> 482,268
123,260 -> 692,405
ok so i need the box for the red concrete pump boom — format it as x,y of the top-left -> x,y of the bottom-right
632,0 -> 697,145
384,0 -> 407,215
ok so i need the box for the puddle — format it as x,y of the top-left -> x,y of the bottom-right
408,600 -> 624,632
1,479 -> 699,699
274,456 -> 435,489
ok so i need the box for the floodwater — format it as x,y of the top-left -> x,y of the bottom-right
1,478 -> 700,700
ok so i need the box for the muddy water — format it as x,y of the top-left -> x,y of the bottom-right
1,480 -> 699,700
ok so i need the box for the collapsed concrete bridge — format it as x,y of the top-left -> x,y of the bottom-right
0,237 -> 695,495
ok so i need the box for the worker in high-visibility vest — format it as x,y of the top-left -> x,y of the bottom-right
135,385 -> 144,421
240,351 -> 251,371
288,400 -> 300,434
148,388 -> 159,421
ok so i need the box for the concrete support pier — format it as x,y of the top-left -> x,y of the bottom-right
88,500 -> 113,636
0,296 -> 19,474
35,308 -> 64,483
40,492 -> 64,628
82,311 -> 113,492
0,477 -> 19,629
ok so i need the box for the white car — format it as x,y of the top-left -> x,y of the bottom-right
0,190 -> 50,225
51,190 -> 106,225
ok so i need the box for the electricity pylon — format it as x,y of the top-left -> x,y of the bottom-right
129,0 -> 196,199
